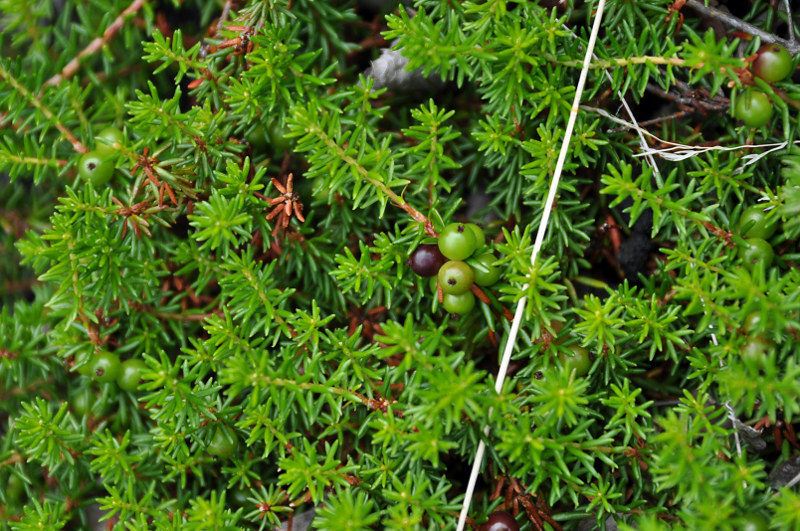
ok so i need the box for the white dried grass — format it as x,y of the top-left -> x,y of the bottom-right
584,104 -> 792,168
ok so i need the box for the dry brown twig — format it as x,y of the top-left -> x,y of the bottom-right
42,0 -> 148,90
684,0 -> 800,54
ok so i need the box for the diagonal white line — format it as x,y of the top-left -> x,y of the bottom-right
456,2 -> 608,528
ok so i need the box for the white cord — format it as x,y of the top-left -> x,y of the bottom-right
456,2 -> 608,528
583,104 -> 792,166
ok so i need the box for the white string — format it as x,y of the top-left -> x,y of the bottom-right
456,1 -> 607,528
707,327 -> 745,461
583,104 -> 793,166
707,308 -> 747,485
604,85 -> 661,178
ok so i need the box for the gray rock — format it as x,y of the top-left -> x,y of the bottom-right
769,454 -> 800,489
274,506 -> 316,531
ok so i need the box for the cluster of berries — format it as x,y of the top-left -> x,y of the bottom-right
408,222 -> 500,315
72,351 -> 237,456
737,202 -> 780,270
735,43 -> 795,128
74,350 -> 147,392
78,127 -> 125,185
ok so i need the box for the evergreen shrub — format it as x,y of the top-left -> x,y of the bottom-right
1,0 -> 800,529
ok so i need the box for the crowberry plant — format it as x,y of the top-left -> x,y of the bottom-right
2,1 -> 800,530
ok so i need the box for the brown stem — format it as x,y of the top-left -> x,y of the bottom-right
0,63 -> 87,153
316,130 -> 438,237
472,284 -> 491,305
610,110 -> 691,132
685,0 -> 800,55
645,83 -> 729,113
0,452 -> 23,467
783,0 -> 797,45
150,309 -> 220,321
772,86 -> 800,111
213,0 -> 236,37
42,0 -> 148,89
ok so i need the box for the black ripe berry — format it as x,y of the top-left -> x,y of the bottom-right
408,244 -> 446,277
479,510 -> 519,531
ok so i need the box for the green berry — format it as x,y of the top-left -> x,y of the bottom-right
230,488 -> 250,507
117,359 -> 148,392
438,223 -> 478,261
739,204 -> 778,239
95,127 -> 125,154
73,351 -> 94,376
467,253 -> 501,287
465,223 -> 485,250
208,427 -> 237,458
738,238 -> 774,270
90,351 -> 122,384
268,121 -> 291,153
753,43 -> 794,83
443,291 -> 475,315
557,344 -> 592,377
735,90 -> 774,128
70,387 -> 96,416
78,151 -> 115,186
312,176 -> 330,200
246,125 -> 270,150
438,261 -> 474,295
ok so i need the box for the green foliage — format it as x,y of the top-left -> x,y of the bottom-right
314,488 -> 380,531
2,0 -> 800,530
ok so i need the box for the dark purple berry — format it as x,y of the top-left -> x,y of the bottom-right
408,244 -> 446,277
479,510 -> 519,531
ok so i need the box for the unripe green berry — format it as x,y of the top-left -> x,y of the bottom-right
738,204 -> 778,240
438,223 -> 478,261
438,261 -> 474,295
95,127 -> 125,154
752,43 -> 794,83
208,427 -> 238,458
738,238 -> 774,270
739,513 -> 769,531
78,151 -> 115,186
467,253 -> 501,287
117,359 -> 148,392
90,351 -> 121,384
443,291 -> 475,315
735,90 -> 773,128
557,344 -> 592,378
465,223 -> 485,250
